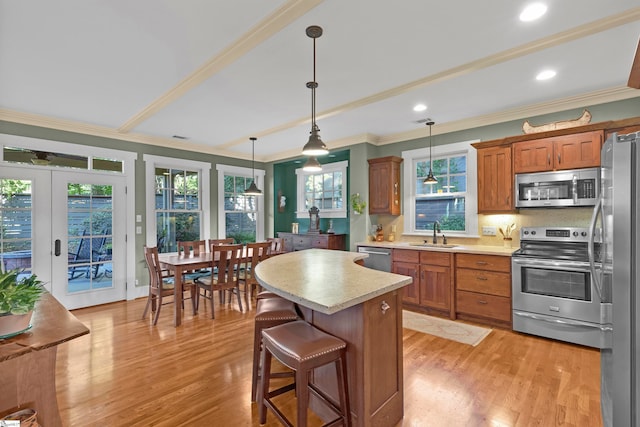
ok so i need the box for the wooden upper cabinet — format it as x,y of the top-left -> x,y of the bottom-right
477,145 -> 514,213
513,130 -> 603,173
368,156 -> 403,215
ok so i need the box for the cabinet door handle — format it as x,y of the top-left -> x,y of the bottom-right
477,300 -> 488,305
476,261 -> 488,266
547,154 -> 551,165
421,270 -> 424,280
557,153 -> 561,164
381,300 -> 391,314
476,276 -> 488,281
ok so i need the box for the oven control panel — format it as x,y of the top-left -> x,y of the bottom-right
520,226 -> 600,242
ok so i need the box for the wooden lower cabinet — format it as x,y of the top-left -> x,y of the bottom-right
392,249 -> 454,319
277,233 -> 346,252
455,253 -> 512,328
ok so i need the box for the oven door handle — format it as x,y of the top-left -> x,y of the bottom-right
512,257 -> 594,270
513,311 -> 612,331
588,197 -> 603,300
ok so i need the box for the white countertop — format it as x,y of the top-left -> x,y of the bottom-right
254,249 -> 413,315
355,241 -> 516,256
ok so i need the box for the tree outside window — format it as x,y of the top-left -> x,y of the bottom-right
223,174 -> 257,244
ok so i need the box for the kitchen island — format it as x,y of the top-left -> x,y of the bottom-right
254,249 -> 412,427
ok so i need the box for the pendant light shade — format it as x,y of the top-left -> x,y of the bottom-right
244,137 -> 262,196
302,155 -> 322,172
423,120 -> 438,185
302,25 -> 329,157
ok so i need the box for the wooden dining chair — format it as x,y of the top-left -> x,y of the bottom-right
195,244 -> 244,318
266,237 -> 285,257
177,240 -> 209,283
142,245 -> 196,325
239,241 -> 271,299
209,238 -> 234,247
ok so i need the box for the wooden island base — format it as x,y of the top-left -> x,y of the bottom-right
255,249 -> 411,427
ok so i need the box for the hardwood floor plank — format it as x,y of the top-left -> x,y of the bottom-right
55,298 -> 602,426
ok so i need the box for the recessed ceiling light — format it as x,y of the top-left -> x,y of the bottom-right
520,3 -> 547,22
536,69 -> 556,81
413,104 -> 427,112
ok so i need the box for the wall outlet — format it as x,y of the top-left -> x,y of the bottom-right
482,226 -> 497,236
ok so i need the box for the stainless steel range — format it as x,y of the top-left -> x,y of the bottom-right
511,226 -> 611,348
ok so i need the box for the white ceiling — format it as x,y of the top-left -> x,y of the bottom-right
1,1 -> 639,162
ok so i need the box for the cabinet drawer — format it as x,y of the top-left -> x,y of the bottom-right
292,236 -> 310,251
456,269 -> 511,297
456,253 -> 510,272
393,249 -> 419,263
419,251 -> 451,267
456,290 -> 511,322
310,235 -> 328,248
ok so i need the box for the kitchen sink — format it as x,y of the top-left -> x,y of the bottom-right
408,243 -> 458,248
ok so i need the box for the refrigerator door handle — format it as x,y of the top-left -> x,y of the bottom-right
588,197 -> 603,300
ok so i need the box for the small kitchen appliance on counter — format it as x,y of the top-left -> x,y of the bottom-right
511,226 -> 610,349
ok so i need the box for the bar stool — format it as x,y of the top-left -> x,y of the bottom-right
251,297 -> 299,402
258,320 -> 351,427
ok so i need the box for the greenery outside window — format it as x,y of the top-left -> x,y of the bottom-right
216,164 -> 265,243
295,160 -> 348,219
402,141 -> 478,237
144,155 -> 211,253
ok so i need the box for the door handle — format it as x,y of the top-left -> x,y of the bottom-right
55,239 -> 61,256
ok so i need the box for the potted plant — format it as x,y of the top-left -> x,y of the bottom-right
0,269 -> 45,337
350,193 -> 367,215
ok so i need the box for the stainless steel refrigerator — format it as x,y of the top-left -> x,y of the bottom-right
594,131 -> 640,427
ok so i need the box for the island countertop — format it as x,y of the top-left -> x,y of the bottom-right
254,248 -> 413,315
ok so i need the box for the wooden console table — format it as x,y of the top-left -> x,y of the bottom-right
0,292 -> 89,426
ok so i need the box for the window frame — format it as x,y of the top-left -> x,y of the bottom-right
143,155 -> 211,247
295,160 -> 348,219
216,164 -> 265,242
402,140 -> 479,237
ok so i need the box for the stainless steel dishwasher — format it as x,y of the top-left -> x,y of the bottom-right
356,246 -> 392,272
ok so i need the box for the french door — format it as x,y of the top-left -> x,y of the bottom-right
0,166 -> 126,309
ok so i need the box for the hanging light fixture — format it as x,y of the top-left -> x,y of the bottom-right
301,25 -> 328,157
423,120 -> 438,185
244,137 -> 262,195
303,155 -> 322,172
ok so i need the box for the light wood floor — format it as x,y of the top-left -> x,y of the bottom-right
56,296 -> 602,427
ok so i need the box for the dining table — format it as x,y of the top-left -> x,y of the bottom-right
157,246 -> 252,327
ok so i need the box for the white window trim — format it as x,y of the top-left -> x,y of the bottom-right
144,154 -> 211,246
216,164 -> 265,241
295,160 -> 348,219
402,140 -> 479,238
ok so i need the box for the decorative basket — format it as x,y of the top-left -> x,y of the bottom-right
2,408 -> 39,427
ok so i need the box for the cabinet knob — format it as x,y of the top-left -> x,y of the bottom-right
381,301 -> 391,314
394,182 -> 398,195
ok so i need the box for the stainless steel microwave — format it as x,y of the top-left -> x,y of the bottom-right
515,167 -> 600,208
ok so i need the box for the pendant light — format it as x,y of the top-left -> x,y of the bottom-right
423,120 -> 438,185
244,137 -> 262,195
301,25 -> 328,157
303,155 -> 322,172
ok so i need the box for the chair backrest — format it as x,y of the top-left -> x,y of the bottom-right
209,238 -> 235,247
177,240 -> 207,257
247,241 -> 271,267
266,237 -> 285,256
143,246 -> 164,291
212,244 -> 243,288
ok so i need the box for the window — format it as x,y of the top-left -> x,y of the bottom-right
144,155 -> 211,253
402,141 -> 478,237
216,164 -> 265,243
295,160 -> 348,219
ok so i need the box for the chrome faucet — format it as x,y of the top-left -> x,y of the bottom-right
432,221 -> 441,244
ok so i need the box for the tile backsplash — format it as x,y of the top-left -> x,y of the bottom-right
370,207 -> 594,247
